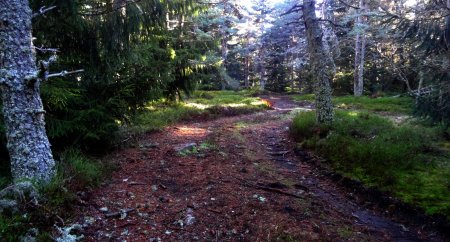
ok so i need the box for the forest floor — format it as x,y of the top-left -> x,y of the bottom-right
73,95 -> 447,241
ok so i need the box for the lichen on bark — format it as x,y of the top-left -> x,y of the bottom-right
0,0 -> 55,183
303,0 -> 334,125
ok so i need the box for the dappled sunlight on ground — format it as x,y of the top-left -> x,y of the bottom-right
184,102 -> 209,109
172,126 -> 210,137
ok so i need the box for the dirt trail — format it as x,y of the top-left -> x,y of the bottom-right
74,95 -> 446,241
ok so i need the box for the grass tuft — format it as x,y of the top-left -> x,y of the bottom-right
291,110 -> 450,218
292,94 -> 413,114
133,90 -> 270,133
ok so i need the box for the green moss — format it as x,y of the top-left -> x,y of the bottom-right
133,90 -> 270,133
292,94 -> 413,114
291,110 -> 450,218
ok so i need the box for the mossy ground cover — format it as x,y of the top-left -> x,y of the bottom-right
291,110 -> 450,218
132,90 -> 270,132
0,149 -> 109,241
292,94 -> 413,114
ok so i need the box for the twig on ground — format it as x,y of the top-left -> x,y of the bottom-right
128,182 -> 147,186
231,176 -> 303,199
105,208 -> 136,218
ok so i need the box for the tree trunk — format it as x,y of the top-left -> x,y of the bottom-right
303,0 -> 334,124
354,0 -> 366,97
446,0 -> 450,50
259,48 -> 266,91
0,0 -> 55,183
416,70 -> 424,105
244,56 -> 250,88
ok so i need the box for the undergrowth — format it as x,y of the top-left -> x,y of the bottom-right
132,90 -> 270,133
291,111 -> 450,218
0,149 -> 108,241
292,94 -> 413,114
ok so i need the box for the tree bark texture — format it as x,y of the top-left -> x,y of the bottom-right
259,48 -> 266,91
354,0 -> 366,97
445,0 -> 450,51
0,0 -> 55,182
303,0 -> 334,124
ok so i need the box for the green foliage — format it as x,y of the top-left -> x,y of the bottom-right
333,96 -> 414,114
0,214 -> 29,242
133,103 -> 201,132
133,91 -> 270,132
26,0 -> 220,155
415,88 -> 450,126
291,110 -> 450,218
41,149 -> 105,209
178,142 -> 215,156
292,95 -> 413,114
0,150 -> 106,241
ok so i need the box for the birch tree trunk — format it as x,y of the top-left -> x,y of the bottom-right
354,0 -> 366,97
303,0 -> 334,124
0,0 -> 55,183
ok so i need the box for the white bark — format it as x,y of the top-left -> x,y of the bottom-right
0,0 -> 55,183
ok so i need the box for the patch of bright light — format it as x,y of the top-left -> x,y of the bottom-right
250,101 -> 265,106
173,127 -> 209,137
348,111 -> 359,117
224,103 -> 246,107
185,103 -> 210,110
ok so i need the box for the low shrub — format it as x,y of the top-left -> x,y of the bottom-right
291,110 -> 450,218
292,94 -> 413,114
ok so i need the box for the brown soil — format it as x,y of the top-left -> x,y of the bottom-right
73,95 -> 447,242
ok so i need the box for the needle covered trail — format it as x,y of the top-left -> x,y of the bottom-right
74,95 -> 445,241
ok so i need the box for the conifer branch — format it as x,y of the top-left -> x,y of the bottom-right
281,4 -> 303,16
32,6 -> 57,19
79,0 -> 143,16
47,69 -> 84,79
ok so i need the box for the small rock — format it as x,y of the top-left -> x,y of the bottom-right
99,207 -> 109,213
196,153 -> 206,158
151,185 -> 158,192
400,224 -> 409,232
121,229 -> 129,236
20,228 -> 39,242
83,217 -> 96,227
184,208 -> 196,226
174,143 -> 197,153
126,192 -> 135,199
165,230 -> 172,235
159,197 -> 170,203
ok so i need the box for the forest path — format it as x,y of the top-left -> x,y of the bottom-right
75,95 -> 444,241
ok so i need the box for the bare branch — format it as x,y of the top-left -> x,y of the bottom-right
281,4 -> 303,16
32,6 -> 57,19
34,47 -> 59,53
316,18 -> 345,28
47,69 -> 84,79
79,0 -> 143,16
337,0 -> 359,10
